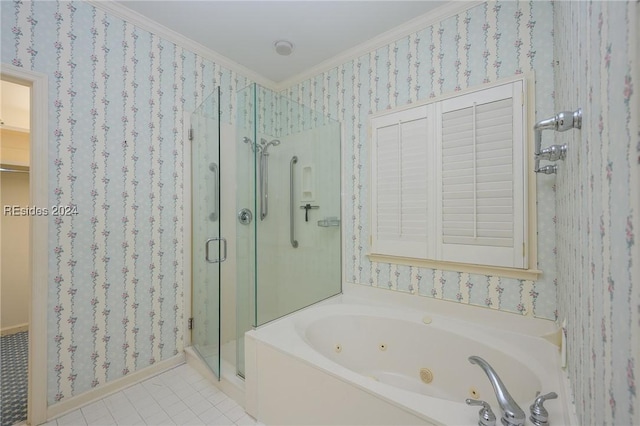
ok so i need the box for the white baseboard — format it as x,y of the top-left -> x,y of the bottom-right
1,323 -> 29,336
47,353 -> 185,421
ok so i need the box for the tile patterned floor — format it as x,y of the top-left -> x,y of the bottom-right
42,364 -> 257,426
1,331 -> 29,426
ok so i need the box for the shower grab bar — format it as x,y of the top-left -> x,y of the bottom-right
260,153 -> 267,220
290,156 -> 299,248
209,162 -> 219,222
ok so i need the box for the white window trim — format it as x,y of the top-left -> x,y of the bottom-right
368,75 -> 541,280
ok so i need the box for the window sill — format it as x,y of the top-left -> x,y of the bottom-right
367,253 -> 542,281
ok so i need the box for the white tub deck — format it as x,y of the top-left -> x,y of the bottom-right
245,284 -> 576,425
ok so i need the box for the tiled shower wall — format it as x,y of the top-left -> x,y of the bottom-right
553,1 -> 639,424
283,1 -> 559,319
1,0 -> 249,404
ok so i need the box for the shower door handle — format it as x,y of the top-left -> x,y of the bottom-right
205,237 -> 227,263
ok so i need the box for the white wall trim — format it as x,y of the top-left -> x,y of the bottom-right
85,0 -> 275,90
1,63 -> 49,426
0,323 -> 30,336
274,0 -> 483,91
1,124 -> 30,133
47,354 -> 185,421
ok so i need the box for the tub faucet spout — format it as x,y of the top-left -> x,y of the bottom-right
469,356 -> 525,426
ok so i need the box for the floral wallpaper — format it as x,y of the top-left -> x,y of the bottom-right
553,1 -> 639,424
1,0 -> 248,404
283,0 -> 559,319
4,0 -> 637,420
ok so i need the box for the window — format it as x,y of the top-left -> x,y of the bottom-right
371,105 -> 432,259
370,80 -> 527,270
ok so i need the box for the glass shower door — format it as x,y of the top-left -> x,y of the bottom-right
191,88 -> 223,379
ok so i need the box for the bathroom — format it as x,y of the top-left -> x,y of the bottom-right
0,1 -> 637,425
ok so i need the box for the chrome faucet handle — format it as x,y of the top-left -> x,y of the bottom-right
535,164 -> 557,174
466,398 -> 496,426
536,144 -> 567,162
529,392 -> 558,426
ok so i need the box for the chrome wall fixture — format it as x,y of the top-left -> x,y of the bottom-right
289,156 -> 299,248
259,138 -> 280,220
242,136 -> 281,220
534,108 -> 582,174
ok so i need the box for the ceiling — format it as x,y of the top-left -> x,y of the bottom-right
113,1 -> 447,86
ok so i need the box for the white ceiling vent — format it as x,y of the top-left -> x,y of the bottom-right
274,40 -> 294,56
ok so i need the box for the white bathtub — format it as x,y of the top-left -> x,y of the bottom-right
245,289 -> 573,425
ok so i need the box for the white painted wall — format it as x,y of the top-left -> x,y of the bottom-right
1,80 -> 30,132
1,129 -> 30,166
1,169 -> 30,332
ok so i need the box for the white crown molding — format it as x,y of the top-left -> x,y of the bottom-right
86,0 -> 278,91
274,0 -> 483,92
87,0 -> 482,93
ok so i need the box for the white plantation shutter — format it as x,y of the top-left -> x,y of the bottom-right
369,80 -> 527,270
371,106 -> 431,258
437,82 -> 525,268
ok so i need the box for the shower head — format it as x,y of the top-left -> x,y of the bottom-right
262,139 -> 281,154
243,136 -> 262,153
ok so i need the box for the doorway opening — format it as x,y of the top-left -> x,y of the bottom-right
1,78 -> 31,426
1,64 -> 49,426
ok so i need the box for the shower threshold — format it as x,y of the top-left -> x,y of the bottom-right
185,340 -> 245,407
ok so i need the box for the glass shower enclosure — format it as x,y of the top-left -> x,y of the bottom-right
190,84 -> 341,381
235,83 -> 342,377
